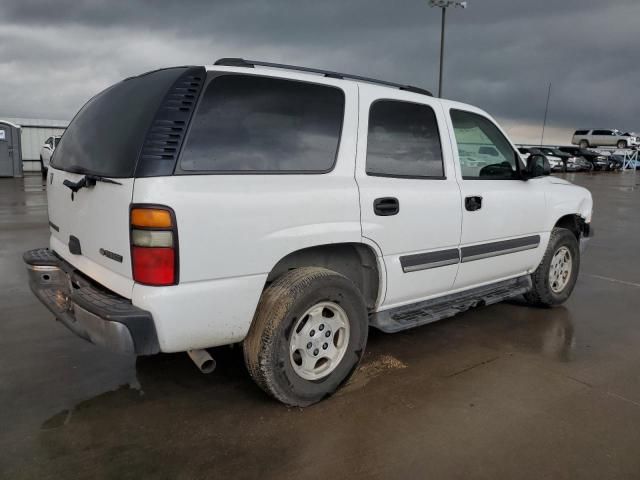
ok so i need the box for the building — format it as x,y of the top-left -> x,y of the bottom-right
0,117 -> 68,173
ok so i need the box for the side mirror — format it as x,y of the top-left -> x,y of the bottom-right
525,154 -> 551,178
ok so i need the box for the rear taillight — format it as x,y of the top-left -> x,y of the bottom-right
130,205 -> 178,286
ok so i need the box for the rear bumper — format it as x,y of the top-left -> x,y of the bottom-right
23,248 -> 159,356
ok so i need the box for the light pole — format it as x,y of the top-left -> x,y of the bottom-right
429,0 -> 467,98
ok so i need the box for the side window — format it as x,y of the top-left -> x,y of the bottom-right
45,137 -> 53,147
450,110 -> 519,180
574,130 -> 589,136
180,74 -> 345,173
592,130 -> 609,136
366,100 -> 444,178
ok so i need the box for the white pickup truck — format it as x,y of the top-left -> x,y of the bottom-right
25,59 -> 593,406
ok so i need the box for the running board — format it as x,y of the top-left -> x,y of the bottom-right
370,276 -> 532,333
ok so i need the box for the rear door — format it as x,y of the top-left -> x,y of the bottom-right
592,130 -> 611,146
47,67 -> 190,298
356,87 -> 462,309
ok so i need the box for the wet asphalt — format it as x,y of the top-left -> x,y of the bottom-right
1,172 -> 640,479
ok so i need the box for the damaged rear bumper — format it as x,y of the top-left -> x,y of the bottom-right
24,248 -> 159,356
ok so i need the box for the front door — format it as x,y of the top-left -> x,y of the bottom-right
445,108 -> 547,290
356,88 -> 462,309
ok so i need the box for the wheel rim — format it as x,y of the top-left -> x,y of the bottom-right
289,301 -> 350,381
549,246 -> 572,293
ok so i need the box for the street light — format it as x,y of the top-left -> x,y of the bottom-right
429,0 -> 467,98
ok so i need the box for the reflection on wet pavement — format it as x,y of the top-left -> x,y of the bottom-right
2,172 -> 640,479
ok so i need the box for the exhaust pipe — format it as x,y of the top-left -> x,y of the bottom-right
187,349 -> 216,374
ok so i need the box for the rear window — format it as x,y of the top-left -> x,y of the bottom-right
52,68 -> 186,178
179,74 -> 344,173
366,100 -> 444,178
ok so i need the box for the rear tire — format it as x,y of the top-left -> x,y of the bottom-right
243,267 -> 368,406
579,140 -> 589,149
525,228 -> 580,307
617,140 -> 627,149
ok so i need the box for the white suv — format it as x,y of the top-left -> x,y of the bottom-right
25,59 -> 593,406
572,129 -> 638,149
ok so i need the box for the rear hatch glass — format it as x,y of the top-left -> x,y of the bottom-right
52,67 -> 188,177
47,68 -> 188,297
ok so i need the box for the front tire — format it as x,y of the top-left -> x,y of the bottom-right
243,267 -> 368,406
525,228 -> 580,307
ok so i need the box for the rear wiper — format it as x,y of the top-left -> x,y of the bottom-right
63,174 -> 122,193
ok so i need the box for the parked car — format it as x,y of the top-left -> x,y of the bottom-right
39,136 -> 61,179
23,59 -> 593,406
566,156 -> 593,172
518,147 -> 572,172
538,148 -> 577,171
528,148 -> 564,172
599,151 -> 624,171
571,129 -> 639,149
558,146 -> 609,171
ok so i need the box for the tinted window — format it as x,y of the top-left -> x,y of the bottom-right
52,68 -> 186,177
366,100 -> 444,178
450,110 -> 519,180
574,130 -> 589,135
180,75 -> 344,172
592,130 -> 611,135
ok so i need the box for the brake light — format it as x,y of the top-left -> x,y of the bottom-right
130,206 -> 178,286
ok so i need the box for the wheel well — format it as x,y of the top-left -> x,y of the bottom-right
266,243 -> 381,311
554,214 -> 584,241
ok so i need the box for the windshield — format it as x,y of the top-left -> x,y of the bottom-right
51,67 -> 187,177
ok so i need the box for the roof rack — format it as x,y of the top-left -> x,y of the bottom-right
214,58 -> 433,97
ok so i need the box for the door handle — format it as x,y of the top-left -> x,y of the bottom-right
465,196 -> 483,212
374,197 -> 399,216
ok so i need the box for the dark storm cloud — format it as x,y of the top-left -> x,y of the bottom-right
1,0 -> 639,144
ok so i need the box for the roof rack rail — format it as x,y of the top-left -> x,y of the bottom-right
214,58 -> 433,97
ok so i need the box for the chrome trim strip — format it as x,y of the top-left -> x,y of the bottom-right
462,244 -> 537,263
403,257 -> 460,272
461,235 -> 540,263
400,248 -> 460,273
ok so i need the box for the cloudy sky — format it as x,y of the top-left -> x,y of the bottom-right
1,0 -> 638,144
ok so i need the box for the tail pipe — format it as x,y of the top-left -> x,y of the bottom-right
187,349 -> 216,374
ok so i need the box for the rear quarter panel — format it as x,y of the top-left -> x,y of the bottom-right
131,82 -> 361,351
